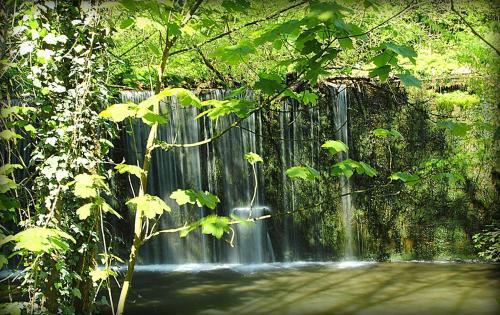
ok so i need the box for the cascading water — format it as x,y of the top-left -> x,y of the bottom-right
121,91 -> 209,264
119,85 -> 357,265
120,90 -> 275,265
330,84 -> 355,259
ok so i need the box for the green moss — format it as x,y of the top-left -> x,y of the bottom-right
434,91 -> 480,110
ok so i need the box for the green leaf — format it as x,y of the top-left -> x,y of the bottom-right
139,110 -> 168,125
171,88 -> 202,108
338,37 -> 353,49
331,160 -> 354,178
0,254 -> 7,269
301,90 -> 318,106
358,162 -> 377,177
90,268 -> 117,282
0,175 -> 18,193
73,174 -> 108,199
99,200 -> 122,219
76,203 -> 94,220
126,194 -> 171,219
198,99 -> 257,120
0,164 -> 23,175
369,65 -> 391,82
169,189 -> 220,209
0,130 -> 22,141
244,152 -> 263,164
384,42 -> 417,58
119,17 -> 135,29
301,39 -> 322,54
154,88 -> 202,108
390,171 -> 420,186
72,288 -> 82,299
0,194 -> 20,211
373,128 -> 403,139
397,73 -> 421,87
226,86 -> 247,99
99,103 -> 135,122
24,124 -> 36,134
286,166 -> 320,181
211,40 -> 256,65
371,51 -> 394,67
0,303 -> 23,315
437,120 -> 471,137
195,191 -> 220,209
321,140 -> 348,155
253,19 -> 302,45
119,0 -> 137,11
331,159 -> 376,178
254,73 -> 284,95
170,189 -> 197,206
200,215 -> 230,239
0,227 -> 75,254
115,164 -> 144,178
433,172 -> 465,184
222,0 -> 251,12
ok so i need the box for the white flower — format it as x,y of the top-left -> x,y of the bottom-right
48,83 -> 66,93
19,41 -> 34,55
56,35 -> 68,43
36,49 -> 54,60
45,137 -> 57,146
45,1 -> 56,9
43,33 -> 57,45
74,45 -> 86,53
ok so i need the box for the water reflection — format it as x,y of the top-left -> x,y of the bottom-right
119,262 -> 499,315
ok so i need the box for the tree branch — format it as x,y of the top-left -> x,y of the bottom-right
169,1 -> 307,57
196,47 -> 231,85
450,0 -> 500,56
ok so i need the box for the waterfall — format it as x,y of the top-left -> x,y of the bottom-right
331,85 -> 355,259
120,90 -> 275,264
119,86 -> 356,265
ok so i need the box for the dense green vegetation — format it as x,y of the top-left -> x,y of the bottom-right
0,0 -> 498,314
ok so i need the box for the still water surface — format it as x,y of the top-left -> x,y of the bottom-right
123,262 -> 499,315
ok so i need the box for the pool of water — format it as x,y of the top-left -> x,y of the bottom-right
121,262 -> 499,315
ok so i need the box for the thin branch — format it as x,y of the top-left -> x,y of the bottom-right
337,0 -> 417,40
154,1 -> 418,150
116,31 -> 159,59
145,214 -> 273,240
170,1 -> 307,57
450,0 -> 500,56
196,47 -> 230,85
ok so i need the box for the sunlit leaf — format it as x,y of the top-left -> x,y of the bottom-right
321,140 -> 348,155
286,166 -> 320,181
373,128 -> 403,139
200,215 -> 230,239
0,164 -> 23,175
211,40 -> 256,65
244,152 -> 263,164
0,227 -> 75,254
99,103 -> 135,122
170,189 -> 220,209
119,17 -> 135,29
0,130 -> 22,141
115,164 -> 144,179
126,194 -> 171,219
76,203 -> 94,220
170,189 -> 197,206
